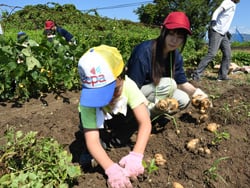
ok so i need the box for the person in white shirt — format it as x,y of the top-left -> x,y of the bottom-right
192,0 -> 240,81
0,23 -> 3,35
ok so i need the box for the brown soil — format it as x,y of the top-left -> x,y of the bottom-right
0,71 -> 250,188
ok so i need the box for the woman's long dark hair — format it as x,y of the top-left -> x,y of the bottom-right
151,27 -> 188,85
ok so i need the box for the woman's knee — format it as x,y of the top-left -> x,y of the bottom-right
173,90 -> 190,109
179,98 -> 190,109
158,78 -> 177,89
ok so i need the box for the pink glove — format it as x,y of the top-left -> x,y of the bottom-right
105,163 -> 132,188
119,151 -> 144,177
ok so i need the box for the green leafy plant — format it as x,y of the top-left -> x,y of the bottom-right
204,157 -> 230,186
222,103 -> 231,113
164,113 -> 180,134
0,36 -> 81,102
0,128 -> 81,188
152,113 -> 179,134
212,131 -> 230,145
232,51 -> 250,66
142,159 -> 159,174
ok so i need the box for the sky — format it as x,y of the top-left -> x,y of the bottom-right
0,0 -> 250,34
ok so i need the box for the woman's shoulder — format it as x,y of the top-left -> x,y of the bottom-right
131,40 -> 154,58
135,40 -> 153,49
140,39 -> 153,45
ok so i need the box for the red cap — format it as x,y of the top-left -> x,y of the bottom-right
163,12 -> 191,35
45,20 -> 55,30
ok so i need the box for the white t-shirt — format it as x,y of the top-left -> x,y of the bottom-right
0,24 -> 3,35
212,0 -> 237,35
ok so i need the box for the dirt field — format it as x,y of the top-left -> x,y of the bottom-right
0,70 -> 249,188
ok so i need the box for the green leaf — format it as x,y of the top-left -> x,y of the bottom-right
1,45 -> 12,54
0,174 -> 11,185
16,130 -> 23,139
26,56 -> 41,71
67,165 -> 81,178
59,183 -> 69,188
22,48 -> 32,57
28,172 -> 37,181
18,172 -> 29,184
28,39 -> 39,47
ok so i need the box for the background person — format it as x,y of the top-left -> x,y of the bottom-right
78,45 -> 152,188
192,0 -> 240,81
126,11 -> 210,121
0,23 -> 3,35
44,20 -> 75,44
17,31 -> 28,43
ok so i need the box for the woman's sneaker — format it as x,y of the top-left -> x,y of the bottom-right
217,77 -> 231,81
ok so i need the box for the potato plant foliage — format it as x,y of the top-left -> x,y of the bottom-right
0,35 -> 83,101
1,3 -> 250,102
0,128 -> 81,187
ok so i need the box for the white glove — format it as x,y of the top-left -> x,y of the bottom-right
192,88 -> 208,99
192,88 -> 212,113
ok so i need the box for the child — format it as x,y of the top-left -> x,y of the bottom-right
78,44 -> 152,188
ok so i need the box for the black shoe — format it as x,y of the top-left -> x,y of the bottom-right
193,77 -> 200,82
79,137 -> 108,168
217,77 -> 231,81
79,153 -> 98,167
191,73 -> 200,81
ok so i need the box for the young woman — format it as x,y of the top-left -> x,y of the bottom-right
126,11 -> 210,119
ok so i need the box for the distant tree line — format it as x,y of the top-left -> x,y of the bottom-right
135,0 -> 222,49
